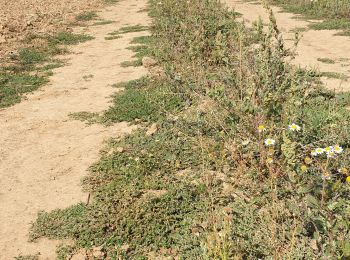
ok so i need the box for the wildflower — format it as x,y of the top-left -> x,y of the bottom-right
288,123 -> 301,132
304,157 -> 312,165
322,172 -> 332,180
312,148 -> 325,156
241,140 -> 250,146
300,165 -> 308,173
258,125 -> 266,133
334,145 -> 343,154
324,146 -> 334,153
346,176 -> 350,183
267,147 -> 275,156
266,157 -> 274,164
264,138 -> 275,146
338,167 -> 349,175
327,151 -> 336,159
325,146 -> 336,158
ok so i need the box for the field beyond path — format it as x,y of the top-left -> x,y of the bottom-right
0,0 -> 149,258
223,0 -> 350,92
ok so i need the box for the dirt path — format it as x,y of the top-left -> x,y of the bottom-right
223,0 -> 350,92
0,0 -> 149,258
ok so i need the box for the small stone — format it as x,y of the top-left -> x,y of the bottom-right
70,249 -> 87,260
0,35 -> 6,44
310,239 -> 318,250
116,147 -> 124,153
121,244 -> 130,253
146,123 -> 158,136
92,246 -> 105,258
149,66 -> 166,78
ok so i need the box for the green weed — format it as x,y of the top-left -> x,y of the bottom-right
104,35 -> 122,40
76,11 -> 98,22
92,20 -> 114,26
0,73 -> 48,108
117,25 -> 149,34
104,0 -> 119,4
317,57 -> 336,64
30,124 -> 208,258
48,32 -> 94,46
120,36 -> 153,67
0,32 -> 93,108
14,255 -> 39,260
321,71 -> 348,80
19,49 -> 47,66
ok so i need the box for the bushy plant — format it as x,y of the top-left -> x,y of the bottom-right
30,0 -> 350,258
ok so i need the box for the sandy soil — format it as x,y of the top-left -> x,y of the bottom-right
223,0 -> 350,92
0,0 -> 150,259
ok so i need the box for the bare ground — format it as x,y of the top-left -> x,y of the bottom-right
223,0 -> 350,92
0,0 -> 105,59
0,0 -> 149,258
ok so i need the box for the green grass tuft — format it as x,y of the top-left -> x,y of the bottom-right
48,32 -> 94,46
120,36 -> 153,67
76,11 -> 98,22
14,255 -> 39,260
317,57 -> 336,64
104,35 -> 122,40
0,73 -> 48,108
92,20 -> 115,26
320,71 -> 348,80
118,25 -> 149,34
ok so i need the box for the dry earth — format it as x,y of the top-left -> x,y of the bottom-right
223,0 -> 350,92
0,0 -> 103,59
0,0 -> 149,258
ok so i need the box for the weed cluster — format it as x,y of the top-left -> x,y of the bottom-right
30,0 -> 350,259
76,11 -> 99,22
0,32 -> 93,108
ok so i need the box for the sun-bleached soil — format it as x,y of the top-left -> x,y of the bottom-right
0,0 -> 103,59
223,0 -> 350,92
0,0 -> 150,258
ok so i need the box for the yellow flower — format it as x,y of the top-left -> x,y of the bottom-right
322,172 -> 332,180
258,125 -> 266,133
325,146 -> 334,153
300,165 -> 308,173
346,176 -> 350,183
304,157 -> 312,165
267,147 -> 275,156
327,151 -> 336,159
338,167 -> 349,175
288,123 -> 301,132
264,138 -> 275,146
266,157 -> 274,164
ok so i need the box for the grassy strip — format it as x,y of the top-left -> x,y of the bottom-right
31,0 -> 350,259
120,36 -> 153,67
270,0 -> 350,34
0,32 -> 93,108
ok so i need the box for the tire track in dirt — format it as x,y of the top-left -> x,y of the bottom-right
223,0 -> 350,92
0,0 -> 149,258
